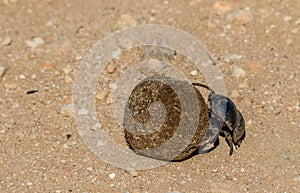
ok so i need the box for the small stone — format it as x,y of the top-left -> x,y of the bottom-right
190,69 -> 198,76
284,16 -> 292,22
232,67 -> 246,78
31,74 -> 37,79
78,108 -> 89,115
0,67 -> 6,77
126,170 -> 138,177
0,63 -> 10,77
4,82 -> 18,90
116,14 -> 137,29
91,123 -> 102,131
63,143 -> 69,149
108,173 -> 116,179
295,18 -> 300,25
19,74 -> 26,79
224,53 -> 242,63
39,62 -> 55,71
65,133 -> 72,139
25,182 -> 32,186
213,1 -> 231,13
212,169 -> 218,172
2,36 -> 12,46
106,63 -> 116,74
97,139 -> 105,146
62,65 -> 73,74
25,37 -> 45,48
96,91 -> 108,101
87,167 -> 93,171
61,104 -> 73,116
227,10 -> 253,23
246,119 -> 252,125
291,28 -> 298,34
109,83 -> 118,90
64,75 -> 73,83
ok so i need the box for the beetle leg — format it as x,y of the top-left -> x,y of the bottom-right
233,110 -> 246,147
220,127 -> 234,156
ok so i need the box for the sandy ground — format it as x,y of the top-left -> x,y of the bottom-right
0,0 -> 299,192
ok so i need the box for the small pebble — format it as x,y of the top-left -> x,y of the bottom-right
96,91 -> 108,101
78,108 -> 89,115
87,167 -> 93,171
91,123 -> 102,131
2,36 -> 12,46
246,119 -> 253,125
0,67 -> 6,77
126,170 -> 138,177
190,69 -> 198,76
109,173 -> 116,179
62,65 -> 73,74
106,63 -> 116,74
97,139 -> 105,146
213,1 -> 231,13
116,14 -> 137,29
25,37 -> 45,48
284,16 -> 292,22
232,67 -> 246,78
61,104 -> 73,116
109,83 -> 118,90
224,53 -> 242,63
31,74 -> 36,79
38,62 -> 55,71
212,168 -> 218,172
295,18 -> 300,25
64,75 -> 73,83
0,63 -> 10,77
227,10 -> 253,22
19,74 -> 26,79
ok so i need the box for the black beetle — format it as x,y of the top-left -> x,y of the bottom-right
193,83 -> 246,156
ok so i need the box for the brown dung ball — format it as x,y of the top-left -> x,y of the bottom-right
123,76 -> 209,161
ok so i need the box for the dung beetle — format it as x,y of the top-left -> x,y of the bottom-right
192,83 -> 246,156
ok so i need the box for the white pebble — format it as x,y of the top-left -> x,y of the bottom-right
2,36 -> 12,46
19,74 -> 26,79
190,70 -> 198,76
25,37 -> 44,48
31,74 -> 37,79
97,139 -> 105,146
109,173 -> 116,179
224,53 -> 242,63
60,104 -> 73,116
232,67 -> 246,78
91,123 -> 102,131
77,108 -> 89,115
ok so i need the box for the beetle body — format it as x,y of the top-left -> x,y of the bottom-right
193,83 -> 246,155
